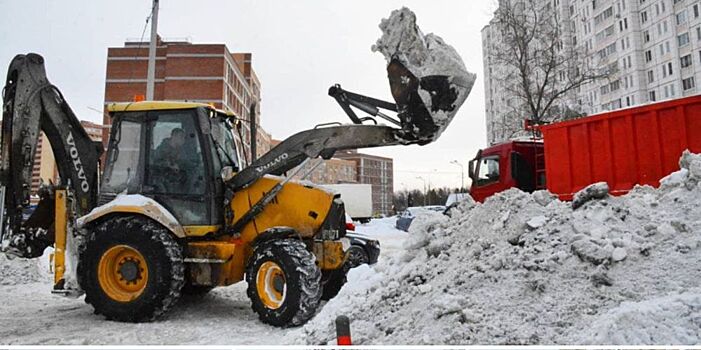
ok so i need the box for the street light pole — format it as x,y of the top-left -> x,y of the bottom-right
450,160 -> 464,192
416,176 -> 427,206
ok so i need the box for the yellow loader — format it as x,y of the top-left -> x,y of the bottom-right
0,49 -> 472,326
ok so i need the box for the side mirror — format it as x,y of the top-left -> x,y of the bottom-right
220,166 -> 235,182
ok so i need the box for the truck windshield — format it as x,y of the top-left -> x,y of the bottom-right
476,156 -> 500,186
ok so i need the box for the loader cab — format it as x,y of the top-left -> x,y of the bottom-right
468,141 -> 545,202
101,102 -> 243,227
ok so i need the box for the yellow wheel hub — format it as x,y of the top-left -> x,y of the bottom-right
98,245 -> 149,302
256,261 -> 286,309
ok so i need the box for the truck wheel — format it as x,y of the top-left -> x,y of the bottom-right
78,216 -> 185,322
246,239 -> 322,327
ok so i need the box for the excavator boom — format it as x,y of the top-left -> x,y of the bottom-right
1,53 -> 103,257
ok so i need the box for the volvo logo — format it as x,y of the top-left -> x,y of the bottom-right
255,153 -> 289,174
66,132 -> 89,193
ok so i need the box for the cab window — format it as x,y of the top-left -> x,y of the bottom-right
476,156 -> 500,186
102,119 -> 141,193
145,111 -> 205,195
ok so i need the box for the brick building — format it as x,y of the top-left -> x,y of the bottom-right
336,150 -> 394,216
103,36 -> 270,162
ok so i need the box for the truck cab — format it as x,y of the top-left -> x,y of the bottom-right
468,140 -> 545,202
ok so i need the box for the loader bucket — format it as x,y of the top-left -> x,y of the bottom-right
375,8 -> 476,144
387,59 -> 472,144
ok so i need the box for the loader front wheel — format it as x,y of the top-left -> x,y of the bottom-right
246,239 -> 322,327
78,216 -> 185,322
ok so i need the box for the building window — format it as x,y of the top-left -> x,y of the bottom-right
649,90 -> 657,102
648,70 -> 655,83
681,54 -> 693,68
641,11 -> 648,23
683,77 -> 696,90
678,32 -> 690,47
643,30 -> 651,43
676,10 -> 687,25
645,50 -> 653,62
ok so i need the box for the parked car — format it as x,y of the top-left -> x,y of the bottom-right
395,205 -> 446,232
343,213 -> 380,266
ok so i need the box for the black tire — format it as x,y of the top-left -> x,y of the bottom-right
246,239 -> 322,327
321,245 -> 369,300
321,269 -> 346,300
77,216 -> 185,322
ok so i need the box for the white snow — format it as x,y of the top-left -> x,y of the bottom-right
0,214 -> 409,345
3,152 -> 701,345
287,151 -> 701,345
371,7 -> 476,140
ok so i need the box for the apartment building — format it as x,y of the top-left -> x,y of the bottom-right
335,150 -> 394,216
291,157 -> 358,185
103,36 -> 270,162
483,0 -> 701,145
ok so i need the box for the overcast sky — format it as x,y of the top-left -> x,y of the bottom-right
0,0 -> 497,191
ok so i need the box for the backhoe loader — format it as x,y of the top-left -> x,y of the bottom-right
0,45 -> 472,325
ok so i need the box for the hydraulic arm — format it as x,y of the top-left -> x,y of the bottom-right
0,53 -> 103,257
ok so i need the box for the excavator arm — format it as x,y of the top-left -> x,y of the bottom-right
224,59 -> 474,234
0,53 -> 103,258
228,59 -> 473,192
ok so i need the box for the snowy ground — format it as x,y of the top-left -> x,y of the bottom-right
0,218 -> 408,345
5,154 -> 701,345
286,152 -> 701,345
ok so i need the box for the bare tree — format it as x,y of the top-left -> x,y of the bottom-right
489,0 -> 607,127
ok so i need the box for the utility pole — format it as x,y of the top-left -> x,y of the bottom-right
146,0 -> 159,101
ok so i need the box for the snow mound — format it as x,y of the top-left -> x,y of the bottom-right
289,151 -> 701,345
0,249 -> 51,285
581,292 -> 701,344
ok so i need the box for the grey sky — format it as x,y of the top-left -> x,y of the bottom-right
0,0 -> 496,191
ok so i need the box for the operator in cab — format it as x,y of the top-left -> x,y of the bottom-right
153,128 -> 187,192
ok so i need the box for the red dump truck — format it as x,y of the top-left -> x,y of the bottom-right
468,94 -> 701,202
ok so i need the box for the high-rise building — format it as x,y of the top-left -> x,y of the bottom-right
483,0 -> 701,145
103,36 -> 270,162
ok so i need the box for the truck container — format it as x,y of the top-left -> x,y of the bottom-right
469,95 -> 701,202
321,184 -> 373,222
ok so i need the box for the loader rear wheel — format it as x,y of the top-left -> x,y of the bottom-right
78,216 -> 185,322
246,239 -> 322,327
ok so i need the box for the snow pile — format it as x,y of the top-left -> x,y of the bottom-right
289,151 -> 701,345
372,7 -> 476,141
0,249 -> 51,285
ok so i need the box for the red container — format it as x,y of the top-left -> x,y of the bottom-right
540,95 -> 701,200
